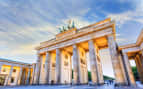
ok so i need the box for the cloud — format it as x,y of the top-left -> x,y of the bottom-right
0,0 -> 93,63
0,0 -> 142,64
107,0 -> 143,28
60,16 -> 92,29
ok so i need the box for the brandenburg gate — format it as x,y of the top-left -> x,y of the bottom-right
34,18 -> 136,86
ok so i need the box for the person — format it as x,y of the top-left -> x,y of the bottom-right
64,80 -> 67,84
51,80 -> 54,85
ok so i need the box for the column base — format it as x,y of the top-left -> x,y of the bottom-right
114,82 -> 136,87
72,83 -> 88,85
89,82 -> 104,86
56,83 -> 72,85
114,83 -> 128,87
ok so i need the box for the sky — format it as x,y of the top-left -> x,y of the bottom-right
0,0 -> 143,77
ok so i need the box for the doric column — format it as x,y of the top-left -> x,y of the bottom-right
56,48 -> 62,84
26,68 -> 31,85
73,44 -> 80,84
84,51 -> 88,84
107,35 -> 127,85
122,53 -> 136,86
88,40 -> 103,85
45,51 -> 51,84
142,50 -> 143,56
69,55 -> 72,84
16,67 -> 23,85
139,54 -> 143,69
136,54 -> 143,83
4,66 -> 13,86
0,64 -> 2,73
96,55 -> 104,84
31,64 -> 36,84
141,42 -> 143,56
35,54 -> 41,84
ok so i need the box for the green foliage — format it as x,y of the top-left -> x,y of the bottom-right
88,71 -> 114,81
72,70 -> 114,80
72,70 -> 73,79
88,71 -> 91,81
132,66 -> 139,81
103,75 -> 114,80
71,67 -> 139,81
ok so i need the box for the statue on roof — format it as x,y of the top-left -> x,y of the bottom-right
72,21 -> 75,28
58,20 -> 76,33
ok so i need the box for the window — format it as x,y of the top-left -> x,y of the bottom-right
13,69 -> 16,73
11,77 -> 14,83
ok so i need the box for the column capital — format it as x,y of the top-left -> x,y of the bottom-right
37,54 -> 41,63
73,44 -> 78,47
107,34 -> 116,41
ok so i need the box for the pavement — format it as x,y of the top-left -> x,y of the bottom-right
0,82 -> 143,89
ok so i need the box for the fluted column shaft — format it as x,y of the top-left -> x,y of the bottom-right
142,50 -> 143,57
69,55 -> 72,84
108,35 -> 127,85
45,51 -> 51,84
16,67 -> 23,85
136,54 -> 143,83
35,55 -> 41,84
0,64 -> 2,73
26,68 -> 31,84
4,66 -> 13,86
56,49 -> 62,84
31,64 -> 36,84
88,40 -> 100,84
73,44 -> 80,84
123,53 -> 136,85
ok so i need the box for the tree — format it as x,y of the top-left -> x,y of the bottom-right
132,66 -> 139,81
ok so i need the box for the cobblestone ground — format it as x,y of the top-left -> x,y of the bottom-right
1,82 -> 143,89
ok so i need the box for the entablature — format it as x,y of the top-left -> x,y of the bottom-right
121,46 -> 140,54
37,27 -> 113,54
36,18 -> 116,54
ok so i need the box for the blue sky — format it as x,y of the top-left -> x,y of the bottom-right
0,0 -> 143,77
